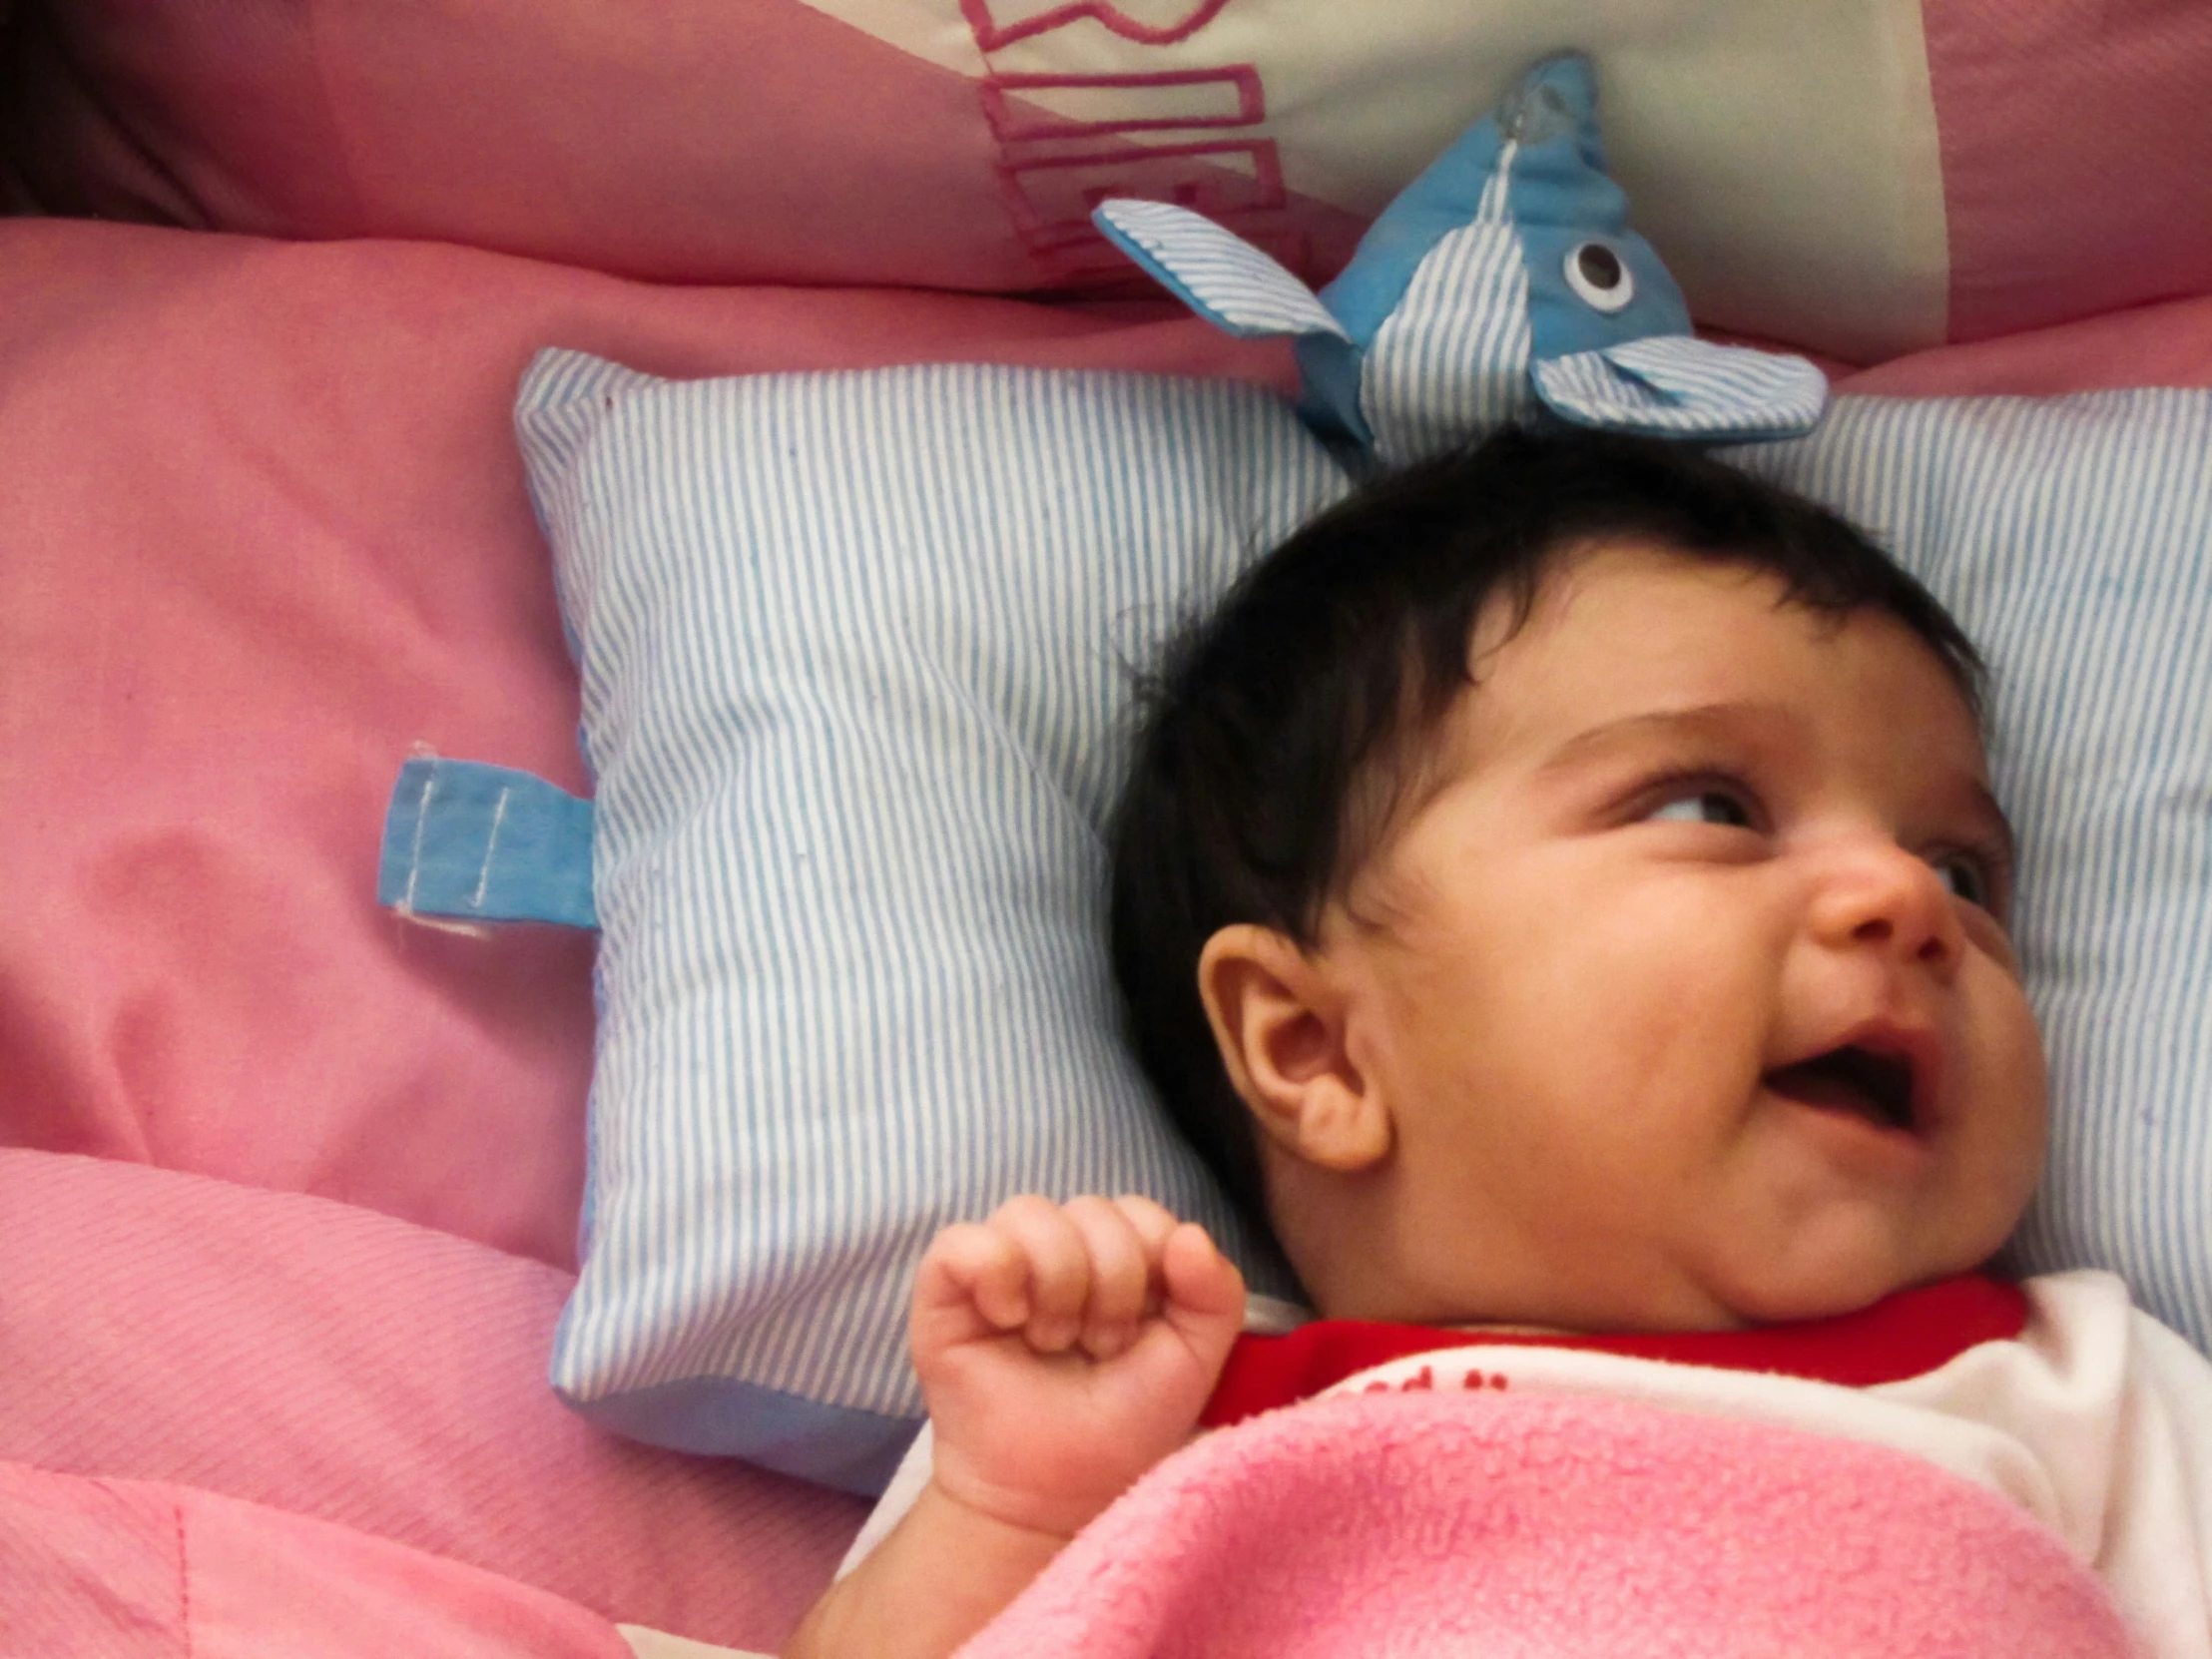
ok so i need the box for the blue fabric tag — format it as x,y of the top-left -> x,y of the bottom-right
378,757 -> 597,928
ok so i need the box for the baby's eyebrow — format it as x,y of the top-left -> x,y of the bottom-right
1534,702 -> 1782,776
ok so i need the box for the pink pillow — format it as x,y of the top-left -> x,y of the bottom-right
1927,0 -> 2212,344
1835,292 -> 2212,398
0,216 -> 1288,1266
6,0 -> 2207,361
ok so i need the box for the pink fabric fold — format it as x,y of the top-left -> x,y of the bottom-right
0,1149 -> 867,1650
0,1458 -> 637,1659
1835,293 -> 2212,397
958,1391 -> 2131,1658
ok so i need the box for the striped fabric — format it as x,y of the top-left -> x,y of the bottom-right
1534,335 -> 1830,441
1728,390 -> 2212,1352
1362,215 -> 1533,467
517,350 -> 1346,1490
1093,199 -> 1349,341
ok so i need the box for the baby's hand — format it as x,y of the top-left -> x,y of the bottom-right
911,1194 -> 1245,1541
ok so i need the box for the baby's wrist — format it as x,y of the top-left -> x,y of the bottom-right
923,1463 -> 1121,1546
794,1478 -> 1085,1658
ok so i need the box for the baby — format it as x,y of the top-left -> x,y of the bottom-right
789,427 -> 2210,1658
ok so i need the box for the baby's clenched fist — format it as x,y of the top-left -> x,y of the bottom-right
910,1194 -> 1245,1541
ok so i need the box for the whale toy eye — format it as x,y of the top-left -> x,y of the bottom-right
1563,240 -> 1635,313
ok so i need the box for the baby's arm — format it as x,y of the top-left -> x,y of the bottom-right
785,1195 -> 1245,1659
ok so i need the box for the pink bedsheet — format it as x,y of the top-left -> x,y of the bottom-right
3,1460 -> 638,1659
0,1147 -> 865,1649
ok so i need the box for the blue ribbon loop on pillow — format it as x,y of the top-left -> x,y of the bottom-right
378,756 -> 597,928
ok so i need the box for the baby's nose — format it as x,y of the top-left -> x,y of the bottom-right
1808,839 -> 1964,978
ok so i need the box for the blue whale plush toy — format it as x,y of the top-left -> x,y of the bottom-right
1095,53 -> 1827,467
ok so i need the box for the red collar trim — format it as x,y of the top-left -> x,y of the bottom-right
1202,1274 -> 2027,1428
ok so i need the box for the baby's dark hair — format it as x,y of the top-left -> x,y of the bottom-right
1107,424 -> 1984,1247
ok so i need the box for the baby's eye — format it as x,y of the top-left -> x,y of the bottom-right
1932,851 -> 1994,910
1647,790 -> 1754,830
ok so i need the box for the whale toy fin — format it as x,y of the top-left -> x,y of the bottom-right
1532,335 -> 1829,441
1093,198 -> 1370,445
1092,200 -> 1349,342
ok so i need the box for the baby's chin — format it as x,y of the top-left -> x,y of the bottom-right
1696,1249 -> 1989,1330
1307,1225 -> 2012,1334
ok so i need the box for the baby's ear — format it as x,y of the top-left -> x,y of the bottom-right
1197,924 -> 1391,1173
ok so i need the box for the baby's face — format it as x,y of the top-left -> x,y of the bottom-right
1308,542 -> 2045,1331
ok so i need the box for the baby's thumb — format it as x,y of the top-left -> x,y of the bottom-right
1158,1222 -> 1245,1368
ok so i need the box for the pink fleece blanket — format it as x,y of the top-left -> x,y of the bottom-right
957,1391 -> 2130,1658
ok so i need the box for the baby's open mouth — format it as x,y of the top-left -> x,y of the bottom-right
1765,1044 -> 1919,1134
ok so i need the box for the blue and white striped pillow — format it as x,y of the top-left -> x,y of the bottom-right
520,349 -> 2212,1495
517,351 -> 1347,1493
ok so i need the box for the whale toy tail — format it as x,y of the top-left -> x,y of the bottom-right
1094,53 -> 1826,466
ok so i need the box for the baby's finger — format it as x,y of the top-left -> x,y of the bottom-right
1108,1194 -> 1187,1318
1109,1193 -> 1183,1263
1159,1221 -> 1247,1361
912,1221 -> 1032,1336
1061,1196 -> 1150,1360
989,1195 -> 1091,1354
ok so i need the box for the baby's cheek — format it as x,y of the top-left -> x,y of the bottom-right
1964,907 -> 2024,979
1959,989 -> 2047,1237
1985,974 -> 2048,1126
1999,1032 -> 2050,1203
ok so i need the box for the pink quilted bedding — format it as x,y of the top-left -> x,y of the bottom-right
4,4 -> 2212,1649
